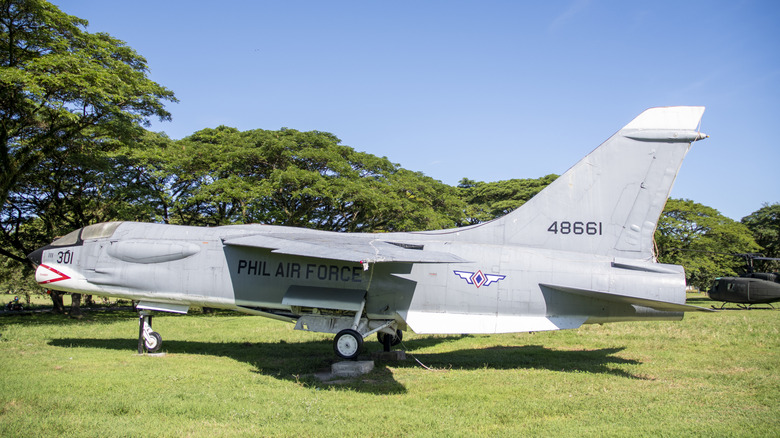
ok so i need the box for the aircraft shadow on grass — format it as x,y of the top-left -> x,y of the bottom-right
49,334 -> 644,395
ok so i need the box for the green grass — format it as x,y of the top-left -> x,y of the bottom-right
1,293 -> 778,437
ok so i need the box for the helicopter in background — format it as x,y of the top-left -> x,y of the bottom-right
709,253 -> 780,309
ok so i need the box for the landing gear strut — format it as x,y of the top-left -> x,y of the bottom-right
377,329 -> 403,352
138,311 -> 162,353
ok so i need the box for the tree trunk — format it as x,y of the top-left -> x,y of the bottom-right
49,290 -> 65,314
70,293 -> 83,319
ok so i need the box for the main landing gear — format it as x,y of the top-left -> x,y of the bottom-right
332,327 -> 403,360
137,311 -> 162,353
292,298 -> 404,360
324,295 -> 407,360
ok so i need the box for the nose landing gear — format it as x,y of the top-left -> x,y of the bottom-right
138,311 -> 162,353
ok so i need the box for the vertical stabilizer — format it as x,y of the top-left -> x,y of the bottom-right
458,106 -> 707,260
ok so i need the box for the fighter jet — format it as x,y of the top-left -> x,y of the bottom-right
28,106 -> 712,359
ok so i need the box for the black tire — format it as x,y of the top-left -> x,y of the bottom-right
334,329 -> 363,360
391,329 -> 402,346
377,329 -> 403,347
145,331 -> 162,352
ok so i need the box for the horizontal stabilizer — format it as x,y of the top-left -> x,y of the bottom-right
611,258 -> 685,274
541,284 -> 713,312
223,233 -> 466,264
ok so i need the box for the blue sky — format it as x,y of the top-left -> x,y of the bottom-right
54,1 -> 779,221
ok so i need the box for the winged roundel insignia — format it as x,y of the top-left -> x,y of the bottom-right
453,270 -> 506,288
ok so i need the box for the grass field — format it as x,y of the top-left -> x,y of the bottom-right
1,293 -> 778,437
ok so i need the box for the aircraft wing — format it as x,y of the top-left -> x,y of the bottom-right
222,233 -> 467,264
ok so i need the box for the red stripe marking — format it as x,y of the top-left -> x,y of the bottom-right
38,264 -> 71,284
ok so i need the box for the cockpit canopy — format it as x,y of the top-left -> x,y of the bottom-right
50,222 -> 123,247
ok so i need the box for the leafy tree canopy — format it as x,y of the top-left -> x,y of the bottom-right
457,175 -> 558,225
741,202 -> 780,258
138,126 -> 464,232
0,0 -> 176,264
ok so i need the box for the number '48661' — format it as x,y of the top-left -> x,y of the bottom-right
547,221 -> 602,235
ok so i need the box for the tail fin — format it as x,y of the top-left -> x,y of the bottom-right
463,106 -> 707,260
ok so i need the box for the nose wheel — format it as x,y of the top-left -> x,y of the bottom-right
138,311 -> 163,353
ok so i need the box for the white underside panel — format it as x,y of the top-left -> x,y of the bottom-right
404,311 -> 587,334
137,301 -> 190,314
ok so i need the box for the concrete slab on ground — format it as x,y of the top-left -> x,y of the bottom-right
331,360 -> 374,377
372,350 -> 407,361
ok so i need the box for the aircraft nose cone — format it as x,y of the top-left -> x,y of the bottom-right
27,246 -> 45,266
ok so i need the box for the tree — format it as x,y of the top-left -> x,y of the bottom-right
0,0 -> 176,263
0,0 -> 176,313
655,199 -> 761,290
457,175 -> 558,225
741,203 -> 780,258
0,252 -> 36,304
140,126 -> 464,232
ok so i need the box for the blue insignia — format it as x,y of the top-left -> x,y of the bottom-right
453,270 -> 506,288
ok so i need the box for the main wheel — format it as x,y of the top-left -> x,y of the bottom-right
144,331 -> 162,352
334,329 -> 363,360
377,329 -> 403,348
